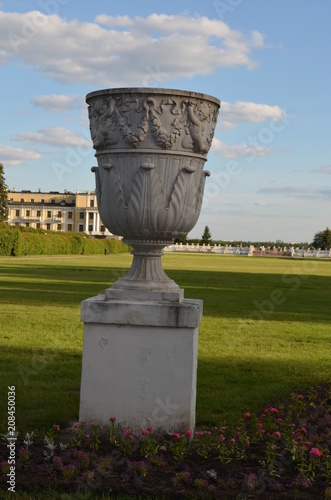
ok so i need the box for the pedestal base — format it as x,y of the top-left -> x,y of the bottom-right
79,296 -> 202,433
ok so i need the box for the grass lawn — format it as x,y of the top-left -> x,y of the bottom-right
0,253 -> 330,434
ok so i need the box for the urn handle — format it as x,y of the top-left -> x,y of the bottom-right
91,166 -> 102,210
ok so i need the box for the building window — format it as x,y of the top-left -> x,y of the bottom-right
101,225 -> 105,232
57,211 -> 62,218
89,212 -> 94,220
79,212 -> 84,219
10,198 -> 13,202
36,223 -> 40,229
47,211 -> 51,218
68,224 -> 72,232
41,199 -> 44,203
90,199 -> 94,207
89,224 -> 93,232
15,209 -> 20,217
68,212 -> 72,219
20,198 -> 24,202
37,210 -> 41,217
31,198 -> 34,203
26,210 -> 30,216
25,223 -> 29,227
51,199 -> 55,203
57,224 -> 62,231
46,223 -> 51,230
79,224 -> 84,232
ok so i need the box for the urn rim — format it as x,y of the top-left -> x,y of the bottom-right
86,87 -> 220,107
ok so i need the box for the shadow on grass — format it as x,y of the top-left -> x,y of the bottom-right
0,345 -> 82,433
1,343 -> 330,434
196,356 -> 331,426
0,263 -> 330,322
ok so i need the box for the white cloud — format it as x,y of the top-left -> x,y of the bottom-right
0,11 -> 265,86
12,127 -> 91,148
219,101 -> 285,130
311,165 -> 331,175
258,186 -> 331,200
31,94 -> 79,111
253,201 -> 278,207
0,144 -> 41,165
211,137 -> 270,158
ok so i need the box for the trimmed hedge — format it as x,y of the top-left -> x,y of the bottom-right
0,224 -> 131,257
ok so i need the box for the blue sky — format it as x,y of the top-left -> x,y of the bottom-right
0,0 -> 330,243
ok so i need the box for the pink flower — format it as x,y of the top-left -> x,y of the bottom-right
110,417 -> 116,422
124,429 -> 132,436
310,448 -> 323,457
244,413 -> 250,419
230,438 -> 235,444
81,419 -> 87,424
171,433 -> 181,440
141,429 -> 149,436
301,427 -> 307,434
276,418 -> 283,423
128,435 -> 134,440
185,430 -> 192,438
274,431 -> 281,439
256,423 -> 263,429
198,431 -> 204,437
85,434 -> 90,439
269,407 -> 279,414
147,426 -> 154,432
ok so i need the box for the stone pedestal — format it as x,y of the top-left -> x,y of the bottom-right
79,295 -> 202,432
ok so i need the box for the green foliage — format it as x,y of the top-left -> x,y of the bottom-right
312,227 -> 331,250
0,224 -> 19,256
0,163 -> 8,223
0,224 -> 130,256
200,225 -> 212,245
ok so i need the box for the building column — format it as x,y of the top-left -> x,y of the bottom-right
85,211 -> 89,232
96,213 -> 100,234
63,211 -> 66,232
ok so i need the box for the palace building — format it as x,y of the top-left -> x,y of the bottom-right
7,189 -> 116,238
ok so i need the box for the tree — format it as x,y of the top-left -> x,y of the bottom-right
0,163 -> 8,223
201,225 -> 212,245
312,227 -> 331,250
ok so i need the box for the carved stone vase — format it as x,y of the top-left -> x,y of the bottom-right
87,88 -> 220,301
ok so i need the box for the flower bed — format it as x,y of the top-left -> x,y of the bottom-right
1,384 -> 330,498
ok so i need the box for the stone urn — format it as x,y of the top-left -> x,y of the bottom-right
87,88 -> 220,301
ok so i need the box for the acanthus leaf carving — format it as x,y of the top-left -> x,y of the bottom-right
165,166 -> 197,232
125,163 -> 164,235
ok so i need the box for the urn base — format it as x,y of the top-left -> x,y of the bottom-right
106,239 -> 184,302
